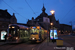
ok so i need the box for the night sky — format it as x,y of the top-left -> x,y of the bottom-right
0,0 -> 75,29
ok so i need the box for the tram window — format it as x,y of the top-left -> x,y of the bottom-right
20,34 -> 21,37
21,34 -> 22,37
20,30 -> 22,37
30,29 -> 33,33
24,34 -> 25,37
17,29 -> 19,31
14,31 -> 15,34
31,33 -> 38,35
25,31 -> 29,37
30,29 -> 38,33
26,33 -> 27,36
22,30 -> 24,37
9,29 -> 18,37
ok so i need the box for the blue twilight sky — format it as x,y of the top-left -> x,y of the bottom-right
0,0 -> 75,28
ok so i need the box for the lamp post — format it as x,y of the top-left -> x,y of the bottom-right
50,23 -> 53,29
50,22 -> 54,43
50,10 -> 55,43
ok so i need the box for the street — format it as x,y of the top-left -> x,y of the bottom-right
0,40 -> 46,50
59,35 -> 75,47
0,36 -> 75,50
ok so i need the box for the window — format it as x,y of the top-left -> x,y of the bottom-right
25,30 -> 29,37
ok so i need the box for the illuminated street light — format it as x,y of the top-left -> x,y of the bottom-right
50,10 -> 55,14
50,23 -> 53,26
50,22 -> 54,43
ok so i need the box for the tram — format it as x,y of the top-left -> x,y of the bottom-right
29,26 -> 47,43
7,24 -> 30,43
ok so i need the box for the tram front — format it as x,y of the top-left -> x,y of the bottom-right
7,25 -> 20,43
29,26 -> 42,43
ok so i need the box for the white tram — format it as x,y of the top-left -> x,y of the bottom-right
7,24 -> 30,43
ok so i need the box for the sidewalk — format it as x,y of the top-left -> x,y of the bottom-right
35,39 -> 74,50
0,42 -> 7,46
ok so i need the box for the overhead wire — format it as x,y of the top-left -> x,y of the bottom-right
25,0 -> 37,16
61,6 -> 75,21
2,0 -> 28,20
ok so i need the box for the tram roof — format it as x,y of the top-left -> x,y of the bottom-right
9,24 -> 29,29
18,25 -> 29,28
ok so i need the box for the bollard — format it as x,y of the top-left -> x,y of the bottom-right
56,38 -> 63,47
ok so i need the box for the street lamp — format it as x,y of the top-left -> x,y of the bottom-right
50,10 -> 55,15
50,10 -> 55,43
50,23 -> 53,26
50,22 -> 53,29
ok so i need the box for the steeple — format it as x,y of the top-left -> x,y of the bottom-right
42,4 -> 46,12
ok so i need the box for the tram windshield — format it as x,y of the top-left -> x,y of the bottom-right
30,28 -> 39,34
9,29 -> 18,37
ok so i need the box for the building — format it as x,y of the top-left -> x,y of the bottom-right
0,9 -> 17,40
27,5 -> 60,30
27,5 -> 72,35
60,24 -> 72,34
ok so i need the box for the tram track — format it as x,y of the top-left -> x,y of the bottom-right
31,39 -> 46,50
0,42 -> 24,50
0,41 -> 41,50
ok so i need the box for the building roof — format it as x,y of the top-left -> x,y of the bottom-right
35,6 -> 48,20
0,9 -> 12,19
60,24 -> 72,27
17,23 -> 30,27
39,23 -> 47,30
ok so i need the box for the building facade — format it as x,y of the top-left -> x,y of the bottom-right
27,5 -> 60,30
60,24 -> 72,34
0,9 -> 17,40
27,5 -> 72,35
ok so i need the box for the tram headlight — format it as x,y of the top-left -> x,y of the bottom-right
32,38 -> 35,40
9,27 -> 11,28
12,26 -> 15,28
16,37 -> 18,40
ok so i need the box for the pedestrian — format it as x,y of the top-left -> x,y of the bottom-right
4,34 -> 7,42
